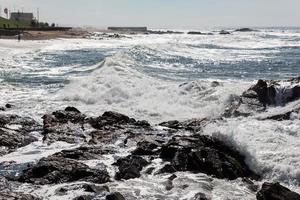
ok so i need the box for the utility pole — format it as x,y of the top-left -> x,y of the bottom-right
37,8 -> 40,22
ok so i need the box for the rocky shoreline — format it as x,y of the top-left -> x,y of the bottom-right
0,78 -> 300,199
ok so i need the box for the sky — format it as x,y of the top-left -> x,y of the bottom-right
0,0 -> 299,28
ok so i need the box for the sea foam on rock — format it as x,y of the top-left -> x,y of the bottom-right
0,114 -> 40,155
225,78 -> 300,119
257,182 -> 300,200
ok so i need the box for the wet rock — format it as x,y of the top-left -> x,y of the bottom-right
165,174 -> 177,190
73,195 -> 94,200
193,192 -> 209,200
56,183 -> 109,196
18,155 -> 110,185
188,31 -> 202,35
0,114 -> 40,155
219,30 -> 231,35
52,145 -> 113,160
42,107 -> 88,144
132,140 -> 160,155
159,135 -> 258,180
235,28 -> 256,32
159,118 -> 209,132
0,176 -> 40,199
256,182 -> 300,200
225,78 -> 300,118
89,111 -> 136,129
114,155 -> 149,180
106,192 -> 126,200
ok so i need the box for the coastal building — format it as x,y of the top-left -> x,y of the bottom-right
107,27 -> 147,32
10,12 -> 33,22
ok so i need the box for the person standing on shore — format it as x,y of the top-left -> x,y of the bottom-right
18,32 -> 21,42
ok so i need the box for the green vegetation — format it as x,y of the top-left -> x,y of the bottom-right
0,17 -> 31,28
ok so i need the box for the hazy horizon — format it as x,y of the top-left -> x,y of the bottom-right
0,0 -> 299,29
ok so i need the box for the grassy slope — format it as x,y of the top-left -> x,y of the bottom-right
0,17 -> 30,28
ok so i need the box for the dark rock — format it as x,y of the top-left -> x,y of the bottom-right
224,78 -> 300,118
65,106 -> 81,113
83,184 -> 110,194
0,176 -> 40,199
114,155 -> 149,180
235,28 -> 256,32
188,31 -> 202,35
106,192 -> 126,200
42,107 -> 87,144
132,140 -> 160,155
73,195 -> 94,200
219,30 -> 231,35
89,111 -> 136,129
159,135 -> 258,180
257,182 -> 300,200
159,118 -> 208,132
18,155 -> 110,185
193,192 -> 209,200
52,145 -> 113,160
0,114 -> 40,155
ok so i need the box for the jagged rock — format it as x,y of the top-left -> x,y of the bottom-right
42,107 -> 87,144
0,176 -> 40,199
256,182 -> 300,200
0,114 -> 40,155
52,145 -> 114,160
159,118 -> 209,132
106,192 -> 126,200
159,135 -> 258,180
89,111 -> 136,129
225,78 -> 300,118
18,155 -> 110,185
219,30 -> 231,35
132,140 -> 160,155
114,155 -> 149,180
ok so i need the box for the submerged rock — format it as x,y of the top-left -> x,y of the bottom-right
18,155 -> 110,185
256,182 -> 300,200
159,135 -> 258,180
114,155 -> 149,180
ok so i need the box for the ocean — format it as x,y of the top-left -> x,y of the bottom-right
0,28 -> 299,199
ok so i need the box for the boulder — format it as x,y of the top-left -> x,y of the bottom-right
131,140 -> 160,155
159,118 -> 209,132
219,30 -> 231,35
159,135 -> 258,180
256,182 -> 300,200
52,145 -> 114,160
18,155 -> 110,185
0,114 -> 40,155
42,107 -> 87,144
106,192 -> 126,200
224,78 -> 300,118
235,28 -> 256,32
114,155 -> 149,180
188,31 -> 202,35
88,111 -> 136,129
